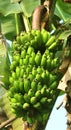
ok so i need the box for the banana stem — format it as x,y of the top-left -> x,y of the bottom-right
22,14 -> 31,33
48,0 -> 57,30
15,13 -> 20,36
0,117 -> 16,129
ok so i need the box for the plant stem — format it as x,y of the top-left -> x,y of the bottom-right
48,0 -> 57,30
15,13 -> 20,36
22,14 -> 31,33
0,117 -> 17,129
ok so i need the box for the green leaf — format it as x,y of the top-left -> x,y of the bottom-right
0,0 -> 22,16
20,0 -> 40,17
0,14 -> 16,40
55,0 -> 71,21
0,12 -> 23,40
0,35 -> 10,90
58,30 -> 71,40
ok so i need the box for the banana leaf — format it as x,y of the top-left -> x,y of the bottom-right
0,33 -> 11,90
55,0 -> 71,21
0,0 -> 21,16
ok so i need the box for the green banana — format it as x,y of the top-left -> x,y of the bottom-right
50,81 -> 58,89
41,29 -> 50,44
35,73 -> 41,82
31,79 -> 37,92
19,59 -> 23,66
30,96 -> 37,104
19,79 -> 24,92
33,102 -> 41,110
32,66 -> 37,76
13,80 -> 19,92
29,55 -> 35,65
12,71 -> 16,79
16,67 -> 20,77
46,35 -> 55,47
28,72 -> 34,81
28,89 -> 34,97
35,51 -> 42,66
37,66 -> 44,74
48,42 -> 57,50
41,85 -> 47,96
21,50 -> 26,58
9,29 -> 63,123
49,73 -> 57,84
14,93 -> 24,104
24,78 -> 31,92
27,46 -> 34,55
40,97 -> 47,104
35,90 -> 41,100
9,77 -> 14,84
24,93 -> 30,103
20,68 -> 24,78
23,103 -> 30,110
37,82 -> 42,90
26,65 -> 32,74
41,55 -> 47,67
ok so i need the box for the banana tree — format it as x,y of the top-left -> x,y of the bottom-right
0,0 -> 71,130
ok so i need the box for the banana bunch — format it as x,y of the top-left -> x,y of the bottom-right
9,29 -> 62,125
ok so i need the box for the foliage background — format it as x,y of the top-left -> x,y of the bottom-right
0,0 -> 71,40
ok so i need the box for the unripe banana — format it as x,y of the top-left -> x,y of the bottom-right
20,68 -> 24,78
32,66 -> 37,76
24,93 -> 30,103
48,41 -> 57,50
28,72 -> 34,81
9,29 -> 63,124
33,102 -> 41,110
12,71 -> 16,79
41,29 -> 50,44
23,103 -> 30,110
36,73 -> 41,82
41,85 -> 47,96
9,77 -> 14,84
14,93 -> 24,104
35,90 -> 41,100
16,67 -> 20,77
50,81 -> 58,89
37,82 -> 42,90
46,35 -> 55,47
37,66 -> 44,74
31,79 -> 37,92
41,55 -> 47,68
49,73 -> 57,84
35,51 -> 42,66
29,55 -> 35,65
13,80 -> 19,92
19,79 -> 24,92
28,89 -> 34,97
21,50 -> 26,58
24,78 -> 31,92
30,96 -> 37,104
19,59 -> 23,66
27,46 -> 34,55
40,97 -> 47,104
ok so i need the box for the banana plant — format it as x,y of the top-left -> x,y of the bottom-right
0,0 -> 71,130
